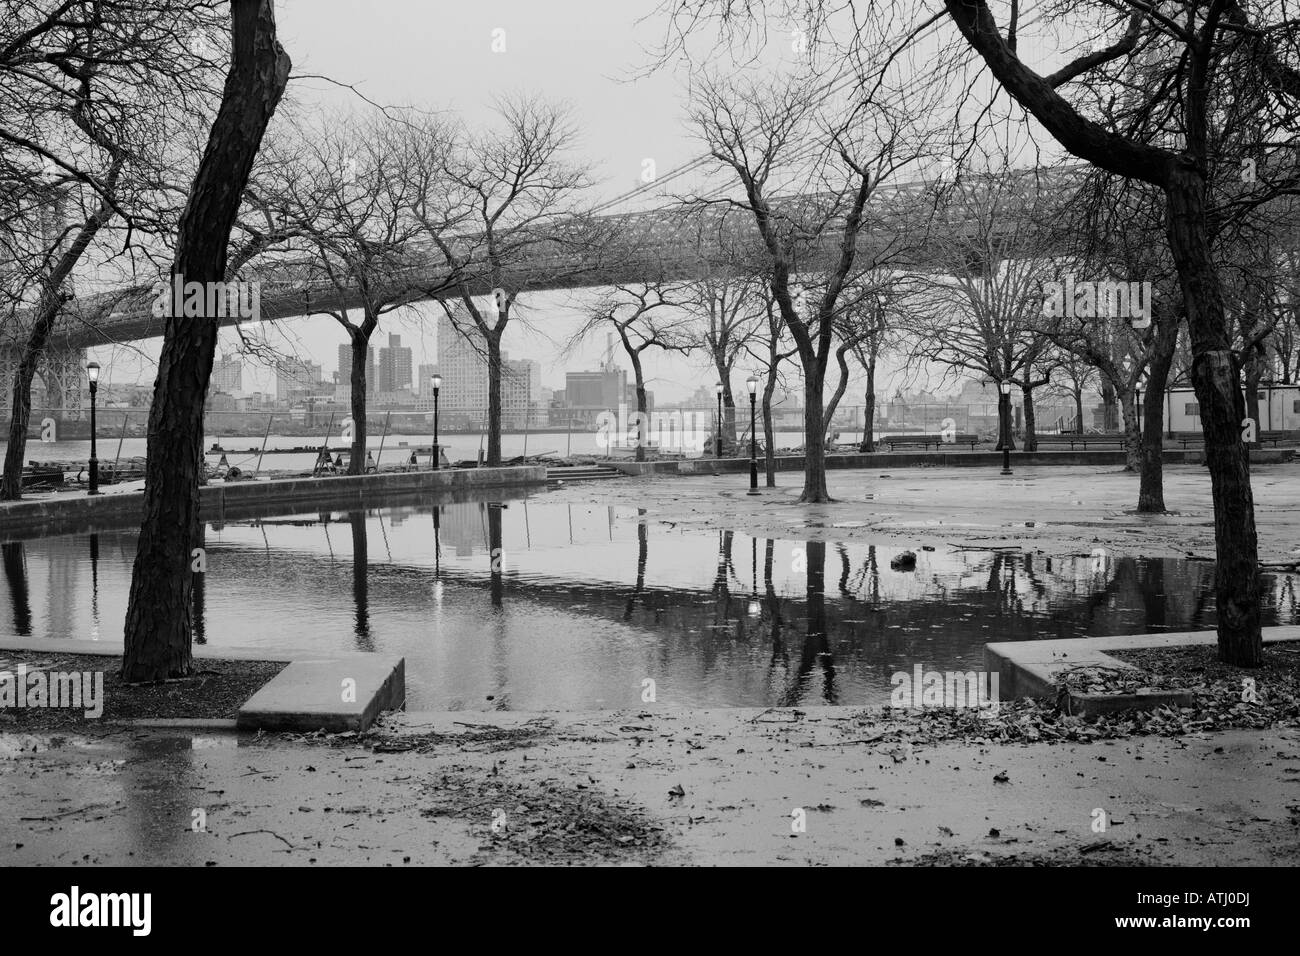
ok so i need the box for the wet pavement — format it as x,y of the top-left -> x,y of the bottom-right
2,712 -> 1297,866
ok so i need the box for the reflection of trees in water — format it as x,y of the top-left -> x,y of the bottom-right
763,538 -> 788,675
776,540 -> 836,706
15,502 -> 1299,709
191,526 -> 205,645
487,502 -> 508,710
1269,573 -> 1298,622
2,541 -> 30,636
88,534 -> 100,637
190,517 -> 1276,710
349,511 -> 372,650
624,510 -> 649,621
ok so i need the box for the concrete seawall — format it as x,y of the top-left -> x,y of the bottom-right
605,447 -> 1294,476
0,465 -> 548,541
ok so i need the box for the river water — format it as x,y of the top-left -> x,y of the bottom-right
4,429 -> 826,474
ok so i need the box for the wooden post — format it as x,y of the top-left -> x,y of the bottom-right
253,415 -> 273,478
375,411 -> 391,471
316,412 -> 335,475
112,412 -> 129,479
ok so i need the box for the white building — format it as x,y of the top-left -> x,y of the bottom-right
436,310 -> 545,428
1164,385 -> 1300,433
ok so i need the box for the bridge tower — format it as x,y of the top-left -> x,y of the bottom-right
0,345 -> 16,416
39,346 -> 87,422
0,343 -> 87,425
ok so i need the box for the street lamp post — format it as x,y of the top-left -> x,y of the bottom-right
715,383 -> 724,459
999,380 -> 1013,475
431,374 -> 442,471
86,361 -> 100,495
746,375 -> 758,495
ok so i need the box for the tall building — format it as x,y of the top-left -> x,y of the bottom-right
336,342 -> 376,402
377,333 -> 413,393
276,358 -> 322,405
212,354 -> 243,395
436,309 -> 544,428
560,367 -> 644,425
417,364 -> 440,398
504,358 -> 543,428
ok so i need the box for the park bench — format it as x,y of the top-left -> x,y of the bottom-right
1036,433 -> 1127,450
1170,430 -> 1295,448
883,433 -> 980,451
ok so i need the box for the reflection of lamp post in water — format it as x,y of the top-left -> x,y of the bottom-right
747,535 -> 760,617
86,361 -> 100,495
746,375 -> 759,495
432,506 -> 443,603
431,374 -> 442,470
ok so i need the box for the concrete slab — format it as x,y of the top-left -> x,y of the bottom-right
235,656 -> 405,733
0,637 -> 406,733
985,626 -> 1300,715
0,636 -> 311,663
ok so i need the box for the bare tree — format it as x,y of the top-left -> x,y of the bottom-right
690,72 -> 929,501
416,96 -> 595,467
568,280 -> 693,461
263,111 -> 456,474
0,0 -> 226,500
121,0 -> 291,682
900,174 -> 1058,449
657,0 -> 1300,665
674,219 -> 768,449
744,284 -> 798,484
937,0 -> 1300,665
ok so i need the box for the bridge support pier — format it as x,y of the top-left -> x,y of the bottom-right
0,342 -> 87,426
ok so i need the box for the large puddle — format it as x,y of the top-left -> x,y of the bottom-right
2,493 -> 1296,709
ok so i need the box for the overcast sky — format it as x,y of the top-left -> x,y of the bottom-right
86,0 -> 968,404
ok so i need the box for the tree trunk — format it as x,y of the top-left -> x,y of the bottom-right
121,0 -> 290,682
631,351 -> 648,463
486,333 -> 502,467
859,348 -> 877,452
1119,386 -> 1142,472
1138,308 -> 1180,513
1,336 -> 49,502
1166,163 -> 1260,665
800,364 -> 829,502
348,331 -> 369,475
1100,381 -> 1117,431
822,344 -> 851,439
1073,384 -> 1083,434
1021,384 -> 1037,452
713,357 -> 737,445
762,373 -> 776,486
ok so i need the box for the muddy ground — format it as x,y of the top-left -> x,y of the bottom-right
2,709 -> 1298,866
